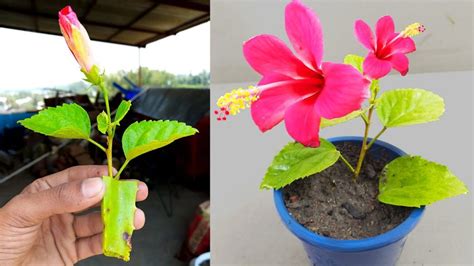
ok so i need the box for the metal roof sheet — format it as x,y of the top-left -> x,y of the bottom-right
0,0 -> 210,47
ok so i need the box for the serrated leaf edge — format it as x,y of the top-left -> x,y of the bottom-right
378,155 -> 468,207
18,103 -> 91,139
122,120 -> 198,161
259,140 -> 340,190
376,88 -> 446,127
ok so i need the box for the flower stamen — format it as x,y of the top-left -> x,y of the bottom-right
215,86 -> 260,121
400,23 -> 425,38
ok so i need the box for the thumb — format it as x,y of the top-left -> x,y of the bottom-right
7,177 -> 104,224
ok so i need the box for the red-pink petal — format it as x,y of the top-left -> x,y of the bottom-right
284,95 -> 321,147
363,52 -> 392,80
376,16 -> 395,48
354,19 -> 375,51
387,53 -> 409,76
389,37 -> 416,55
258,73 -> 291,86
251,78 -> 318,132
243,34 -> 314,78
315,62 -> 370,119
285,0 -> 323,70
59,6 -> 81,28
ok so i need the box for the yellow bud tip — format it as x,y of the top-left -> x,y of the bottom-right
401,23 -> 425,38
215,86 -> 260,121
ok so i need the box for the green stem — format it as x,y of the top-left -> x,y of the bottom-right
366,126 -> 387,151
100,82 -> 112,120
354,93 -> 379,178
106,136 -> 113,177
354,108 -> 372,177
360,113 -> 369,125
102,176 -> 138,261
339,154 -> 355,173
99,82 -> 115,177
115,159 -> 130,179
87,138 -> 106,153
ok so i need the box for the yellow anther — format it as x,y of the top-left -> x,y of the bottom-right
216,86 -> 260,117
400,23 -> 425,38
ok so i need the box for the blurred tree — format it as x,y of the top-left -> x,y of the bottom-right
102,67 -> 210,92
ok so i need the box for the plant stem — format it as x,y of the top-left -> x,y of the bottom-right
99,82 -> 115,177
87,138 -> 106,153
354,92 -> 379,178
106,135 -> 113,177
339,154 -> 355,173
366,126 -> 387,151
101,83 -> 112,119
354,108 -> 373,177
115,159 -> 130,179
360,113 -> 369,125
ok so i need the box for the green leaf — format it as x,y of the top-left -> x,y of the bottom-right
97,111 -> 109,134
122,120 -> 198,161
344,54 -> 364,73
321,109 -> 365,128
113,100 -> 131,125
18,103 -> 91,139
376,88 -> 445,127
260,139 -> 340,190
379,156 -> 468,207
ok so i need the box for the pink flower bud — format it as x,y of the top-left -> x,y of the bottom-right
58,6 -> 95,72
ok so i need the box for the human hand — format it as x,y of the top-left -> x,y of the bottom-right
0,165 -> 148,265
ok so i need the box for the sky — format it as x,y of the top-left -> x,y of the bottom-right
0,22 -> 209,90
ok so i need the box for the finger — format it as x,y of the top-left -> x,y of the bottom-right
24,165 -> 111,193
44,165 -> 110,186
75,233 -> 102,261
91,181 -> 148,208
73,209 -> 145,238
6,177 -> 104,225
137,182 -> 148,202
73,212 -> 103,238
134,208 -> 145,230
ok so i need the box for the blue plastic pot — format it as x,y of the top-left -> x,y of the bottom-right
274,136 -> 425,266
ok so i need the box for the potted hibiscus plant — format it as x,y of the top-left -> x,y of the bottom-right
215,0 -> 468,265
18,6 -> 197,262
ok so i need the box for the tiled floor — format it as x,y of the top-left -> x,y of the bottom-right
0,171 -> 209,266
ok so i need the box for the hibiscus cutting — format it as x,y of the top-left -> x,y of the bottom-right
354,16 -> 425,80
217,0 -> 370,147
47,6 -> 199,262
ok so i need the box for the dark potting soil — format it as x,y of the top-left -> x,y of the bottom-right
283,141 -> 412,240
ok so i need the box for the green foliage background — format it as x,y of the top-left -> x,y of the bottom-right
102,67 -> 210,91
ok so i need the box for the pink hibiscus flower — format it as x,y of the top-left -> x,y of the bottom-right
243,0 -> 370,147
354,16 -> 425,79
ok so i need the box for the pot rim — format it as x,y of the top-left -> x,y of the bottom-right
273,136 -> 425,252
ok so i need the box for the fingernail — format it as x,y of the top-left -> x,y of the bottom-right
138,182 -> 147,191
82,177 -> 104,198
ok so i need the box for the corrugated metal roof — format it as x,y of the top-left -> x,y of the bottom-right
0,0 -> 210,47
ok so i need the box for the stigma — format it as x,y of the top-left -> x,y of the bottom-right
215,86 -> 260,121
